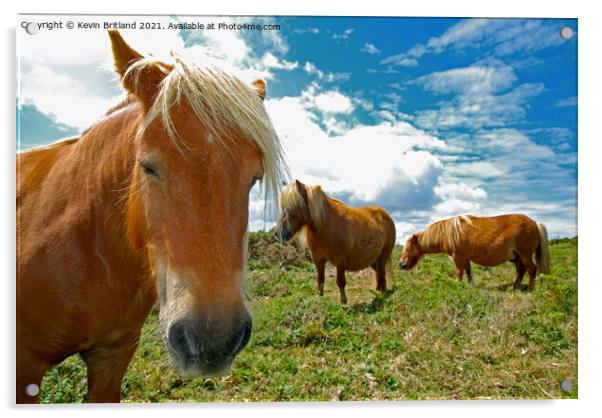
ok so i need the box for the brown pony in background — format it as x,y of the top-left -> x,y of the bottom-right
399,214 -> 551,291
16,31 -> 286,403
276,180 -> 396,304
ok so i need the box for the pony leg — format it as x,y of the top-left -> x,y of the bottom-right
316,261 -> 326,296
336,268 -> 347,305
455,267 -> 464,282
81,333 -> 140,403
373,261 -> 387,293
512,258 -> 526,291
452,255 -> 465,282
517,252 -> 538,292
465,262 -> 473,283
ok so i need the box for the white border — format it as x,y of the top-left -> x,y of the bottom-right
3,1 -> 600,417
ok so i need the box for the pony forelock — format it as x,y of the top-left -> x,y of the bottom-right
279,183 -> 328,226
125,56 -> 288,211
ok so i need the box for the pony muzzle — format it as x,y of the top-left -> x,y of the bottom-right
281,227 -> 293,241
275,225 -> 292,242
166,311 -> 252,378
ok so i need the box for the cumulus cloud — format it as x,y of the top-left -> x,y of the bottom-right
264,89 -> 448,221
311,91 -> 354,114
17,18 -> 166,129
259,52 -> 299,71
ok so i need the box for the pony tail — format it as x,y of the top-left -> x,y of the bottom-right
385,252 -> 394,283
536,222 -> 551,276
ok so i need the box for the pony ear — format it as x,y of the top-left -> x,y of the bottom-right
108,30 -> 171,107
252,79 -> 266,101
295,179 -> 308,203
411,234 -> 418,243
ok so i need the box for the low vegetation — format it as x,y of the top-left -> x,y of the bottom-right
40,233 -> 578,402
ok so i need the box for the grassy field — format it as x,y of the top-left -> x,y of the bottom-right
39,234 -> 578,402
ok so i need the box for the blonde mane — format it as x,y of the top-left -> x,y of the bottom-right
279,183 -> 329,226
419,215 -> 474,251
125,56 -> 287,205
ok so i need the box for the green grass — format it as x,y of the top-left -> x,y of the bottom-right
40,237 -> 578,402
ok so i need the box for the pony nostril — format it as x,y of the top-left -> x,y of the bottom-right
398,261 -> 405,269
231,317 -> 253,357
168,321 -> 196,360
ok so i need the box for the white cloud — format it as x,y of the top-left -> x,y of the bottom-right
303,61 -> 350,84
303,61 -> 324,79
447,161 -> 507,179
361,43 -> 381,54
426,18 -> 492,52
556,96 -> 577,107
434,182 -> 487,200
18,15 -> 295,129
332,28 -> 354,40
19,61 -> 120,129
260,52 -> 299,71
433,198 -> 481,215
293,27 -> 320,35
410,60 -> 544,131
411,60 -> 516,95
18,17 -> 188,129
265,92 -> 447,215
312,91 -> 354,114
381,18 -> 570,67
380,56 -> 418,67
432,182 -> 487,217
185,20 -> 250,67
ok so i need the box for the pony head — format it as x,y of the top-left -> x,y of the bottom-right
399,234 -> 422,270
109,31 -> 285,377
275,180 -> 311,241
275,180 -> 328,241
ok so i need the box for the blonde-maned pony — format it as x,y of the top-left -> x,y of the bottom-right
399,214 -> 551,291
17,30 -> 286,403
276,180 -> 396,304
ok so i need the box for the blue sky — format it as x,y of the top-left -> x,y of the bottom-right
17,15 -> 577,240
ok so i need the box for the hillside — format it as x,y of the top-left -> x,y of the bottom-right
40,234 -> 578,402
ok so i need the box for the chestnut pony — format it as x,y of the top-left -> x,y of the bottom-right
16,30 -> 286,403
276,180 -> 396,304
399,214 -> 551,291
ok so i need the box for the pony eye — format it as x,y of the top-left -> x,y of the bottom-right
139,161 -> 159,178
